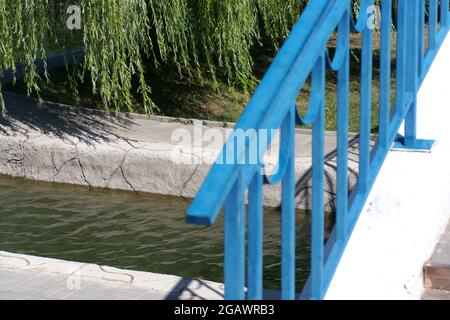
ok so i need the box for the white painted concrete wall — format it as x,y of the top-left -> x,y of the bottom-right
325,33 -> 450,300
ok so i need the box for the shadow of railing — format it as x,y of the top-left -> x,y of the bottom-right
164,278 -> 281,300
163,278 -> 224,300
293,134 -> 371,212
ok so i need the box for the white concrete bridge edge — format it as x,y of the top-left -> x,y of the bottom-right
325,33 -> 450,300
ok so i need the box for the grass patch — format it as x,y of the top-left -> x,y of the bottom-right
5,32 -> 401,133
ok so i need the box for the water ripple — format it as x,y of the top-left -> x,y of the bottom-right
0,175 -> 332,290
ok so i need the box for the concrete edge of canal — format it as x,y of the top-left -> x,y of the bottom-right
0,251 -> 225,300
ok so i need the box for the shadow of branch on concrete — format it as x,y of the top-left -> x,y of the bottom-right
0,92 -> 136,145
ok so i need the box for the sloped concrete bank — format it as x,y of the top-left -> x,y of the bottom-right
0,92 -> 359,211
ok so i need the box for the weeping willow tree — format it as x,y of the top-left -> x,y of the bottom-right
0,0 -> 412,114
0,0 -> 312,114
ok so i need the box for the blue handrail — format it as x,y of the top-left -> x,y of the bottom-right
0,49 -> 84,86
187,0 -> 450,300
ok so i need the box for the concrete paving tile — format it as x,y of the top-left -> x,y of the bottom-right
0,269 -> 39,281
0,292 -> 28,300
44,282 -> 97,299
19,275 -> 66,291
62,293 -> 114,300
135,291 -> 168,300
0,286 -> 44,299
0,279 -> 20,291
89,286 -> 150,299
0,258 -> 225,300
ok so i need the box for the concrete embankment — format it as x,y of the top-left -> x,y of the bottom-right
0,92 -> 358,211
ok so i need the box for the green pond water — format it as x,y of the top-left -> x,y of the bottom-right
0,175 -> 332,291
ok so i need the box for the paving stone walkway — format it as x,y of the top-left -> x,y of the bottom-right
0,268 -> 165,300
0,252 -> 225,300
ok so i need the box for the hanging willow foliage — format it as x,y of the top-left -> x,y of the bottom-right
1,1 -> 400,114
0,0 -> 313,113
0,0 -> 51,111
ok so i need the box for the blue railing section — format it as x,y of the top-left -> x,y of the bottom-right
187,0 -> 449,300
0,49 -> 84,85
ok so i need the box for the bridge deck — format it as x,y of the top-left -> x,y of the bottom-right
325,30 -> 450,300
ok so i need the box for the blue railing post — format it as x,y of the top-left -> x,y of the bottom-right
281,106 -> 297,300
336,7 -> 350,243
441,0 -> 449,28
395,0 -> 408,116
224,173 -> 246,300
358,0 -> 374,194
395,0 -> 435,151
404,0 -> 420,146
310,54 -> 326,300
248,171 -> 264,300
417,0 -> 425,77
379,0 -> 393,149
429,0 -> 438,52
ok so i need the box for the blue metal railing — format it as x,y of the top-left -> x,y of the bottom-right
0,49 -> 84,85
186,0 -> 450,300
